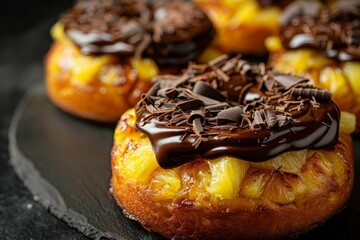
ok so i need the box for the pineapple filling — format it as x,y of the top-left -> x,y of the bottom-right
195,0 -> 281,28
49,22 -> 159,85
114,109 -> 354,202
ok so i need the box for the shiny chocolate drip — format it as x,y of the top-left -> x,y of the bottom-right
280,0 -> 360,61
135,55 -> 340,168
60,0 -> 214,66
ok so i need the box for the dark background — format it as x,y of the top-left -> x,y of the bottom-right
0,1 -> 88,239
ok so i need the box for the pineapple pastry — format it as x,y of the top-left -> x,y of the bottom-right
267,0 -> 360,132
111,55 -> 355,239
45,0 -> 214,122
194,0 -> 292,55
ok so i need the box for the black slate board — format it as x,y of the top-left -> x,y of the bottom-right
9,86 -> 360,240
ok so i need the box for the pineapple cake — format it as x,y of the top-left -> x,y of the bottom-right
111,55 -> 355,239
266,0 -> 360,132
45,0 -> 214,122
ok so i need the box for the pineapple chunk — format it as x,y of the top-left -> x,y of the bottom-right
254,6 -> 281,26
284,49 -> 312,73
220,0 -> 247,8
150,169 -> 181,201
72,53 -> 115,84
198,47 -> 223,64
301,152 -> 334,191
307,54 -> 333,69
319,67 -> 352,101
265,36 -> 283,52
316,150 -> 347,186
250,150 -> 307,174
124,138 -> 159,184
262,173 -> 296,204
51,22 -> 66,41
230,0 -> 259,25
340,111 -> 356,134
207,156 -> 249,199
342,61 -> 360,95
130,58 -> 159,81
241,171 -> 269,199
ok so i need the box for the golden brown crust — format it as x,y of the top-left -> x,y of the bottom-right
111,116 -> 354,240
45,40 -> 152,123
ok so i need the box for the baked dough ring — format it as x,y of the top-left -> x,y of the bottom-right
111,109 -> 354,240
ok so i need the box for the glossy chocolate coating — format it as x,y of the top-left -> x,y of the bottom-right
61,0 -> 214,66
280,0 -> 360,61
135,56 -> 340,168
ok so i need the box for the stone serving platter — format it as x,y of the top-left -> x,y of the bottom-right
8,86 -> 360,240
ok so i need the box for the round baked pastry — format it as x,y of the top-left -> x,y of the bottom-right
111,55 -> 355,239
45,0 -> 214,122
194,0 -> 292,55
266,0 -> 360,132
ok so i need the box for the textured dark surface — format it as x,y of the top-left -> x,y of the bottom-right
9,87 -> 165,240
0,1 -> 87,239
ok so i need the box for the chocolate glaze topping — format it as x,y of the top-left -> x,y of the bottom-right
61,0 -> 214,65
280,0 -> 360,61
135,55 -> 340,168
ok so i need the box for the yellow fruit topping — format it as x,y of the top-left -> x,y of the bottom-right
130,58 -> 159,81
342,62 -> 360,96
123,137 -> 159,185
229,0 -> 259,25
251,150 -> 307,174
72,53 -> 115,84
50,22 -> 67,41
150,169 -> 181,201
340,111 -> 356,134
198,46 -> 223,63
253,6 -> 280,26
207,156 -> 249,199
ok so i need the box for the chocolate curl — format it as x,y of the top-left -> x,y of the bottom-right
273,74 -> 305,89
205,103 -> 229,113
208,54 -> 229,67
193,81 -> 226,102
177,99 -> 204,112
216,106 -> 243,125
291,88 -> 332,102
192,118 -> 204,136
264,109 -> 276,129
188,110 -> 205,124
252,110 -> 265,130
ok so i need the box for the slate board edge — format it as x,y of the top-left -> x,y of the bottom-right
8,86 -> 125,240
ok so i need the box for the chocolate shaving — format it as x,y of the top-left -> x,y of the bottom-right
192,118 -> 204,136
177,99 -> 204,112
188,110 -> 205,124
193,81 -> 226,102
264,109 -> 276,129
291,88 -> 332,102
216,106 -> 243,125
205,103 -> 229,113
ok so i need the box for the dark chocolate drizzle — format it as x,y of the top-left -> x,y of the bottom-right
61,0 -> 214,65
135,55 -> 340,168
280,0 -> 360,61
